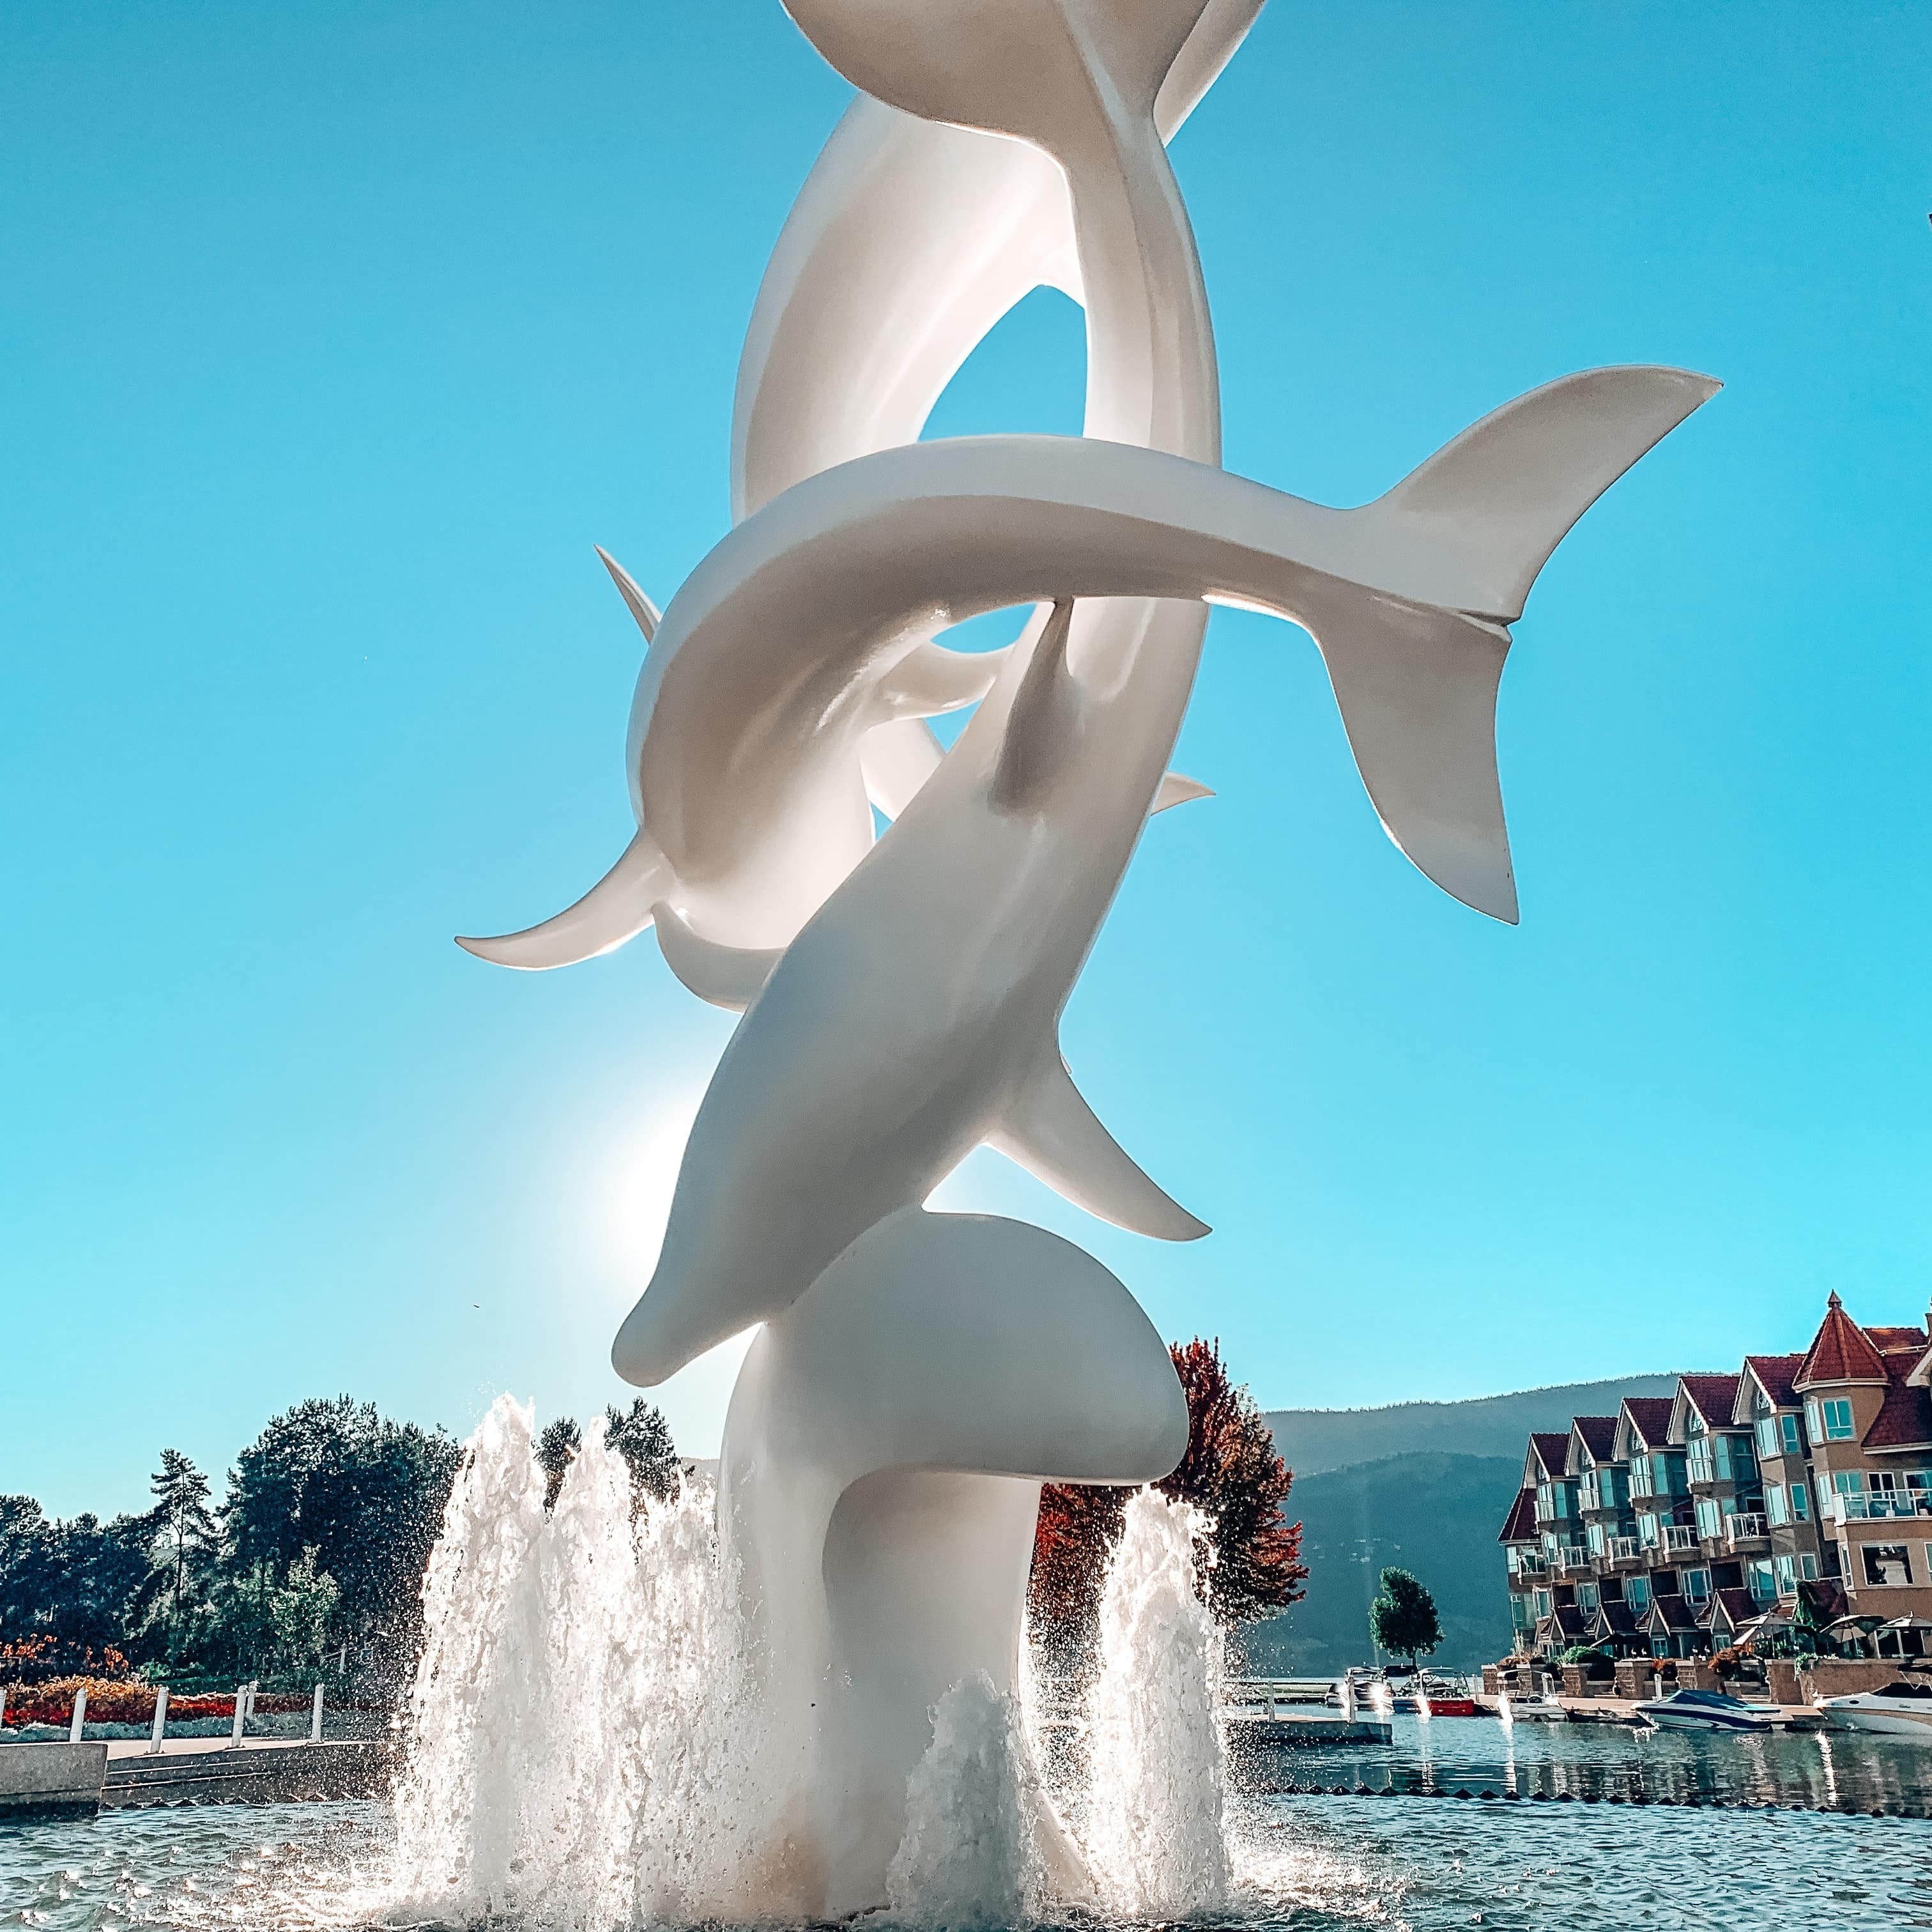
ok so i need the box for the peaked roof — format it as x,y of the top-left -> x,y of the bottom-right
1642,1594 -> 1700,1633
1863,1378 -> 1932,1452
1701,1587 -> 1759,1632
1620,1396 -> 1676,1448
1678,1374 -> 1742,1428
1498,1488 -> 1537,1543
1528,1433 -> 1572,1479
1587,1599 -> 1639,1639
1570,1415 -> 1620,1462
1742,1353 -> 1805,1412
1794,1292 -> 1891,1390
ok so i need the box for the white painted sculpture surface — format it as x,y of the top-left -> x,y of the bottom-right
460,1 -> 1715,1912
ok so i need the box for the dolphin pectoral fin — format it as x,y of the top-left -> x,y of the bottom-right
594,545 -> 661,642
861,717 -> 946,821
871,640 -> 1009,721
990,1051 -> 1209,1243
456,831 -> 666,969
1152,769 -> 1213,814
651,901 -> 783,1013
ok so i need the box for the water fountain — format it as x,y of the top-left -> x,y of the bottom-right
439,0 -> 1715,1917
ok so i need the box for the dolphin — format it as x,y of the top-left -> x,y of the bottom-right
613,365 -> 1719,1384
718,1206 -> 1186,1916
456,1 -> 1260,967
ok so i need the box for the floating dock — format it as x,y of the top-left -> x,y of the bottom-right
0,1738 -> 392,1817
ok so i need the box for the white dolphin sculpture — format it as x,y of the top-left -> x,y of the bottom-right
719,1206 -> 1186,1917
614,365 -> 1718,1385
456,1 -> 1261,969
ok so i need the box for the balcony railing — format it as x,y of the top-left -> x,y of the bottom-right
1554,1545 -> 1590,1574
1659,1524 -> 1698,1554
1512,1554 -> 1548,1578
1607,1535 -> 1641,1564
1830,1492 -> 1932,1525
1724,1514 -> 1768,1547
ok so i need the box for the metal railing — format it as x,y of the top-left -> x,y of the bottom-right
1607,1535 -> 1641,1563
1831,1491 -> 1932,1524
1659,1523 -> 1698,1553
1554,1545 -> 1590,1572
1724,1514 -> 1768,1546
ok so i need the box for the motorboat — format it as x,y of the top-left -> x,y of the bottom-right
1634,1687 -> 1777,1732
1816,1679 -> 1932,1741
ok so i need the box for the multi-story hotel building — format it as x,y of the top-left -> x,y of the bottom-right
1499,1293 -> 1932,1660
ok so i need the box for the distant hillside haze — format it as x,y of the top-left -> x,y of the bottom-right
1260,1374 -> 1678,1480
1239,1452 -> 1523,1675
1234,1376 -> 1677,1675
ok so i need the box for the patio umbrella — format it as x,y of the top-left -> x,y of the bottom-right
1878,1616 -> 1932,1632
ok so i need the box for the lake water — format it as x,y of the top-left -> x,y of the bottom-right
2,1719 -> 1928,1932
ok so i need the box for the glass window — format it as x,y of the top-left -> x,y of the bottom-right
1747,1560 -> 1777,1605
1631,1454 -> 1652,1498
1638,1512 -> 1658,1547
1627,1576 -> 1650,1612
1586,1522 -> 1604,1556
1781,1413 -> 1804,1455
1823,1399 -> 1855,1441
1695,1497 -> 1720,1538
1689,1413 -> 1706,1436
1537,1481 -> 1551,1516
1797,1552 -> 1819,1582
1579,1583 -> 1599,1613
1682,1568 -> 1711,1602
1805,1398 -> 1823,1438
1766,1483 -> 1788,1526
1791,1480 -> 1809,1522
1834,1471 -> 1865,1495
1774,1554 -> 1795,1594
1755,1416 -> 1778,1459
1862,1544 -> 1913,1587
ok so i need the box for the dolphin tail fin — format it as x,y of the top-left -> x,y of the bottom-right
456,831 -> 668,969
1310,365 -> 1719,923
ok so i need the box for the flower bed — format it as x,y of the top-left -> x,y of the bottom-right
0,1676 -> 314,1727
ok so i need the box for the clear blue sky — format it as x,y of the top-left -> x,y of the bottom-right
5,4 -> 1929,1519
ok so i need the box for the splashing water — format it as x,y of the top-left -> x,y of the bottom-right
887,1672 -> 1042,1926
387,1395 -> 766,1929
388,1408 -> 1231,1928
1079,1488 -> 1230,1917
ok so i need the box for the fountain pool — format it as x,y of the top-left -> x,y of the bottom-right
3,1788 -> 1927,1932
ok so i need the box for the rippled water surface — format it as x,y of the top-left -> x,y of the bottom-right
1,1790 -> 1928,1931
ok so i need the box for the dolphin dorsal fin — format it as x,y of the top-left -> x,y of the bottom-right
989,600 -> 1082,815
1152,769 -> 1213,813
651,903 -> 782,1013
988,1048 -> 1208,1243
594,546 -> 661,643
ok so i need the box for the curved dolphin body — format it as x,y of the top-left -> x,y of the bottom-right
456,1 -> 1262,967
718,1207 -> 1186,1917
614,365 -> 1719,1384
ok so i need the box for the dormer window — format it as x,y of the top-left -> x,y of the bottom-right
1688,1413 -> 1706,1436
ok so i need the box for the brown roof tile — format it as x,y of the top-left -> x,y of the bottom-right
1621,1397 -> 1675,1446
1643,1595 -> 1699,1632
1680,1374 -> 1741,1425
1701,1587 -> 1759,1631
1528,1433 -> 1571,1476
1498,1488 -> 1537,1543
1572,1415 -> 1620,1460
1864,1379 -> 1932,1451
1744,1354 -> 1805,1409
1795,1292 -> 1890,1388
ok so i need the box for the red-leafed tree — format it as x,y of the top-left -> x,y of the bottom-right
1029,1338 -> 1304,1647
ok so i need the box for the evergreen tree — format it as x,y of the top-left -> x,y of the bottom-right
1368,1566 -> 1442,1666
139,1449 -> 217,1656
536,1418 -> 583,1513
605,1400 -> 680,1508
